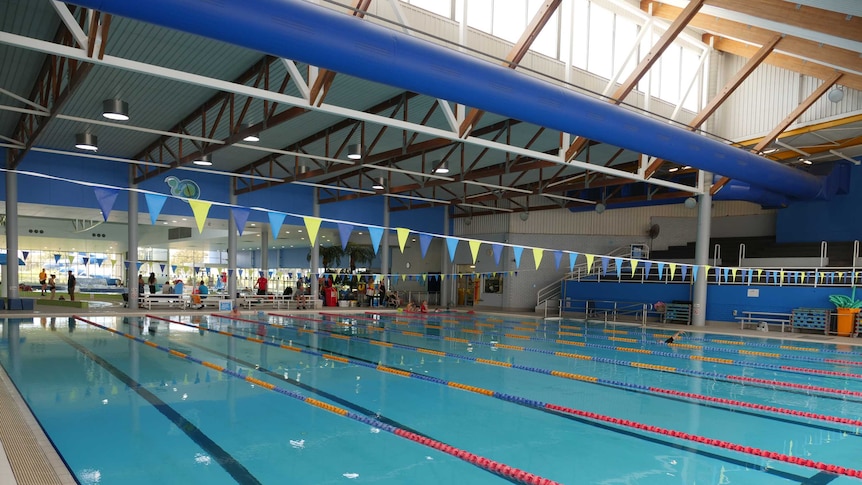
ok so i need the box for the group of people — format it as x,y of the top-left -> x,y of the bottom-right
38,268 -> 73,300
403,299 -> 432,313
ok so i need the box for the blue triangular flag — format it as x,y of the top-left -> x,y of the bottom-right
446,237 -> 459,262
337,223 -> 354,250
231,207 -> 250,236
657,262 -> 665,279
554,251 -> 563,270
601,257 -> 610,275
268,211 -> 286,239
171,265 -> 178,273
692,265 -> 699,281
82,257 -> 89,266
160,264 -> 166,273
94,187 -> 120,222
492,244 -> 504,266
568,252 -> 579,272
513,246 -> 524,268
613,257 -> 621,278
368,227 -> 384,254
144,193 -> 167,225
681,265 -> 688,281
420,233 -> 433,259
644,261 -> 653,277
136,262 -> 143,271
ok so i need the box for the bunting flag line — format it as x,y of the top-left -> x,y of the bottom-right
93,187 -> 120,222
492,244 -> 503,266
419,233 -> 433,259
188,199 -> 212,234
337,223 -> 354,250
303,216 -> 322,246
469,240 -> 482,264
368,227 -> 384,254
231,207 -> 250,236
568,252 -> 579,272
268,211 -> 286,239
532,248 -> 543,270
446,237 -> 459,263
144,193 -> 168,226
396,228 -> 411,253
513,246 -> 524,268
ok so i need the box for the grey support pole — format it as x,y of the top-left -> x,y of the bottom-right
228,181 -> 237,299
381,200 -> 390,292
5,170 -> 18,299
691,172 -> 713,327
260,224 -> 269,284
310,189 -> 319,306
127,168 -> 139,306
440,208 -> 450,307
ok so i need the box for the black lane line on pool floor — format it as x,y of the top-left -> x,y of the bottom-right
800,471 -> 840,484
176,333 -> 524,485
211,322 -> 823,483
55,332 -> 262,485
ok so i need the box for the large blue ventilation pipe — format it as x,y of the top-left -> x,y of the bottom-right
70,0 -> 827,200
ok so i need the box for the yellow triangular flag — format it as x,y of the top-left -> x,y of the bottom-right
188,199 -> 212,234
757,269 -> 763,279
819,271 -> 825,283
731,268 -> 738,280
532,248 -> 544,270
468,240 -> 482,263
779,270 -> 785,282
630,259 -> 638,277
303,216 -> 322,245
669,263 -> 677,280
396,228 -> 410,253
422,274 -> 427,282
585,254 -> 595,273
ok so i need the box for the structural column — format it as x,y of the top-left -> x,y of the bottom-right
260,224 -> 269,282
228,181 -> 237,299
127,168 -> 139,306
691,172 -> 712,327
440,208 -> 451,307
310,189 -> 319,305
381,200 -> 390,292
4,171 -> 18,299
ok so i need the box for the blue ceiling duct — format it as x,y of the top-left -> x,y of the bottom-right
69,0 -> 827,200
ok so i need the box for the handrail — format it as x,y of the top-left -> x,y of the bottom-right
562,298 -> 662,325
536,245 -> 635,307
713,243 -> 721,267
821,241 -> 828,267
738,243 -> 746,266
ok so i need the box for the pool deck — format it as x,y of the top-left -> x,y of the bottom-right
1,305 -> 861,483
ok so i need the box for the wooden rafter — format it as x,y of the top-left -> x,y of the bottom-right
708,36 -> 862,92
649,3 -> 862,75
643,34 -> 781,179
563,0 -> 704,162
710,72 -> 844,195
458,0 -> 561,138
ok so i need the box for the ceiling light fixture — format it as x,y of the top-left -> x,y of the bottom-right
595,203 -> 606,214
101,99 -> 129,121
241,123 -> 260,142
433,160 -> 449,174
827,86 -> 844,103
348,143 -> 363,160
74,133 -> 98,152
193,154 -> 212,166
372,177 -> 386,190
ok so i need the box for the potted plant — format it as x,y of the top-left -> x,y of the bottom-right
828,291 -> 862,337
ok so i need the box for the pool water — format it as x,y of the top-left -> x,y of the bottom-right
2,312 -> 862,484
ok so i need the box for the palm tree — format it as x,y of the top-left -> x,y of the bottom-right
344,243 -> 376,272
307,246 -> 344,271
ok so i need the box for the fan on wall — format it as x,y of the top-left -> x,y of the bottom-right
647,223 -> 660,252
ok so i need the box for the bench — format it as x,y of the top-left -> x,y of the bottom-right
141,294 -> 187,310
735,311 -> 791,332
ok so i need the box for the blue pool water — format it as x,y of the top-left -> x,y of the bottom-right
2,312 -> 862,484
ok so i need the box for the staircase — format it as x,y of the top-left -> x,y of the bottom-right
535,246 -> 636,314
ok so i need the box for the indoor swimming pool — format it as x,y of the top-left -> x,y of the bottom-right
2,311 -> 862,484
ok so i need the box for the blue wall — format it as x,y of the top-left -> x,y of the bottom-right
563,281 -> 845,322
776,163 -> 860,242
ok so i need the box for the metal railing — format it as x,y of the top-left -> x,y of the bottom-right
536,246 -> 635,308
560,298 -> 662,326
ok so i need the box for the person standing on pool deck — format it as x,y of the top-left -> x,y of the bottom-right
39,268 -> 47,295
67,271 -> 76,301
